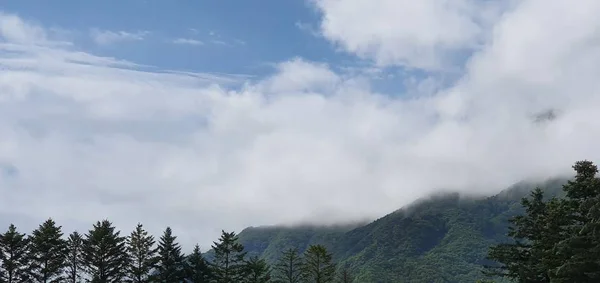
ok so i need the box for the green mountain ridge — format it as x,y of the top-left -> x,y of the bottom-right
228,178 -> 568,282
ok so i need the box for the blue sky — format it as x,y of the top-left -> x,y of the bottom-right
1,0 -> 599,250
3,0 -> 351,76
2,0 -> 433,94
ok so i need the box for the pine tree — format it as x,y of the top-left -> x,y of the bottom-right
0,224 -> 31,283
66,232 -> 84,283
552,160 -> 600,281
82,220 -> 129,283
301,245 -> 336,283
127,223 -> 157,283
210,230 -> 247,283
485,160 -> 600,282
184,244 -> 211,283
152,227 -> 186,282
272,248 -> 303,283
486,188 -> 566,282
337,268 -> 352,283
244,256 -> 271,283
28,218 -> 68,283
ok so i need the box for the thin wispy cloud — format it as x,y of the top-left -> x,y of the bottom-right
295,21 -> 320,37
210,39 -> 228,46
90,28 -> 149,45
205,30 -> 245,47
172,38 -> 203,46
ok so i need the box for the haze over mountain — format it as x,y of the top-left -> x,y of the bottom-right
216,178 -> 568,282
1,0 -> 600,250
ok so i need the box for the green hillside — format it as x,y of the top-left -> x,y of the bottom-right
233,178 -> 567,282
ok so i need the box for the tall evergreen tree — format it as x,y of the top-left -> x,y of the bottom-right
82,220 -> 129,283
301,245 -> 335,283
0,224 -> 31,283
126,223 -> 157,283
486,160 -> 600,282
184,244 -> 211,283
28,218 -> 68,283
272,248 -> 303,283
336,268 -> 352,283
65,231 -> 84,283
152,227 -> 185,282
210,230 -> 247,283
552,160 -> 600,281
486,188 -> 562,282
243,256 -> 270,283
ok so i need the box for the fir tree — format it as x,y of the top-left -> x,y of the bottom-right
0,224 -> 31,283
486,188 -> 557,282
152,227 -> 186,282
210,230 -> 247,283
184,244 -> 211,283
337,268 -> 352,283
486,160 -> 600,282
553,160 -> 600,281
28,218 -> 68,283
272,248 -> 303,283
127,223 -> 157,283
66,231 -> 84,283
301,245 -> 336,283
244,256 -> 271,283
82,220 -> 129,283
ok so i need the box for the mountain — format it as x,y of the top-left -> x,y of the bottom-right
231,178 -> 567,282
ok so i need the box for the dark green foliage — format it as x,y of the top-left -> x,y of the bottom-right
233,179 -> 567,282
0,224 -> 31,283
152,226 -> 186,282
487,160 -> 600,283
210,230 -> 247,283
184,244 -> 211,283
82,220 -> 129,283
486,188 -> 564,282
3,161 -> 598,283
226,225 -> 354,264
301,245 -> 335,283
126,223 -> 157,283
66,231 -> 84,283
29,218 -> 68,283
336,268 -> 352,283
244,256 -> 271,283
272,248 -> 303,283
552,160 -> 600,281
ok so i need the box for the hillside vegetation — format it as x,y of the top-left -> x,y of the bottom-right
234,178 -> 567,282
4,161 -> 600,283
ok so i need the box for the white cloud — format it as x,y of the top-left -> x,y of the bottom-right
90,29 -> 148,45
172,38 -> 203,46
295,21 -> 320,37
311,0 -> 512,70
2,1 -> 600,252
0,12 -> 47,45
257,58 -> 342,93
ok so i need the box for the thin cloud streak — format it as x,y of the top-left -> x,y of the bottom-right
90,29 -> 149,45
172,38 -> 204,46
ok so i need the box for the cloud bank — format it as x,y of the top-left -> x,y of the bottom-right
2,0 -> 600,250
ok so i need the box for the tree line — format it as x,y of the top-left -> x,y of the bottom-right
0,217 -> 350,283
9,162 -> 599,283
486,160 -> 600,282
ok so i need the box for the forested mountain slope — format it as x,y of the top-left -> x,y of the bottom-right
233,178 -> 567,282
